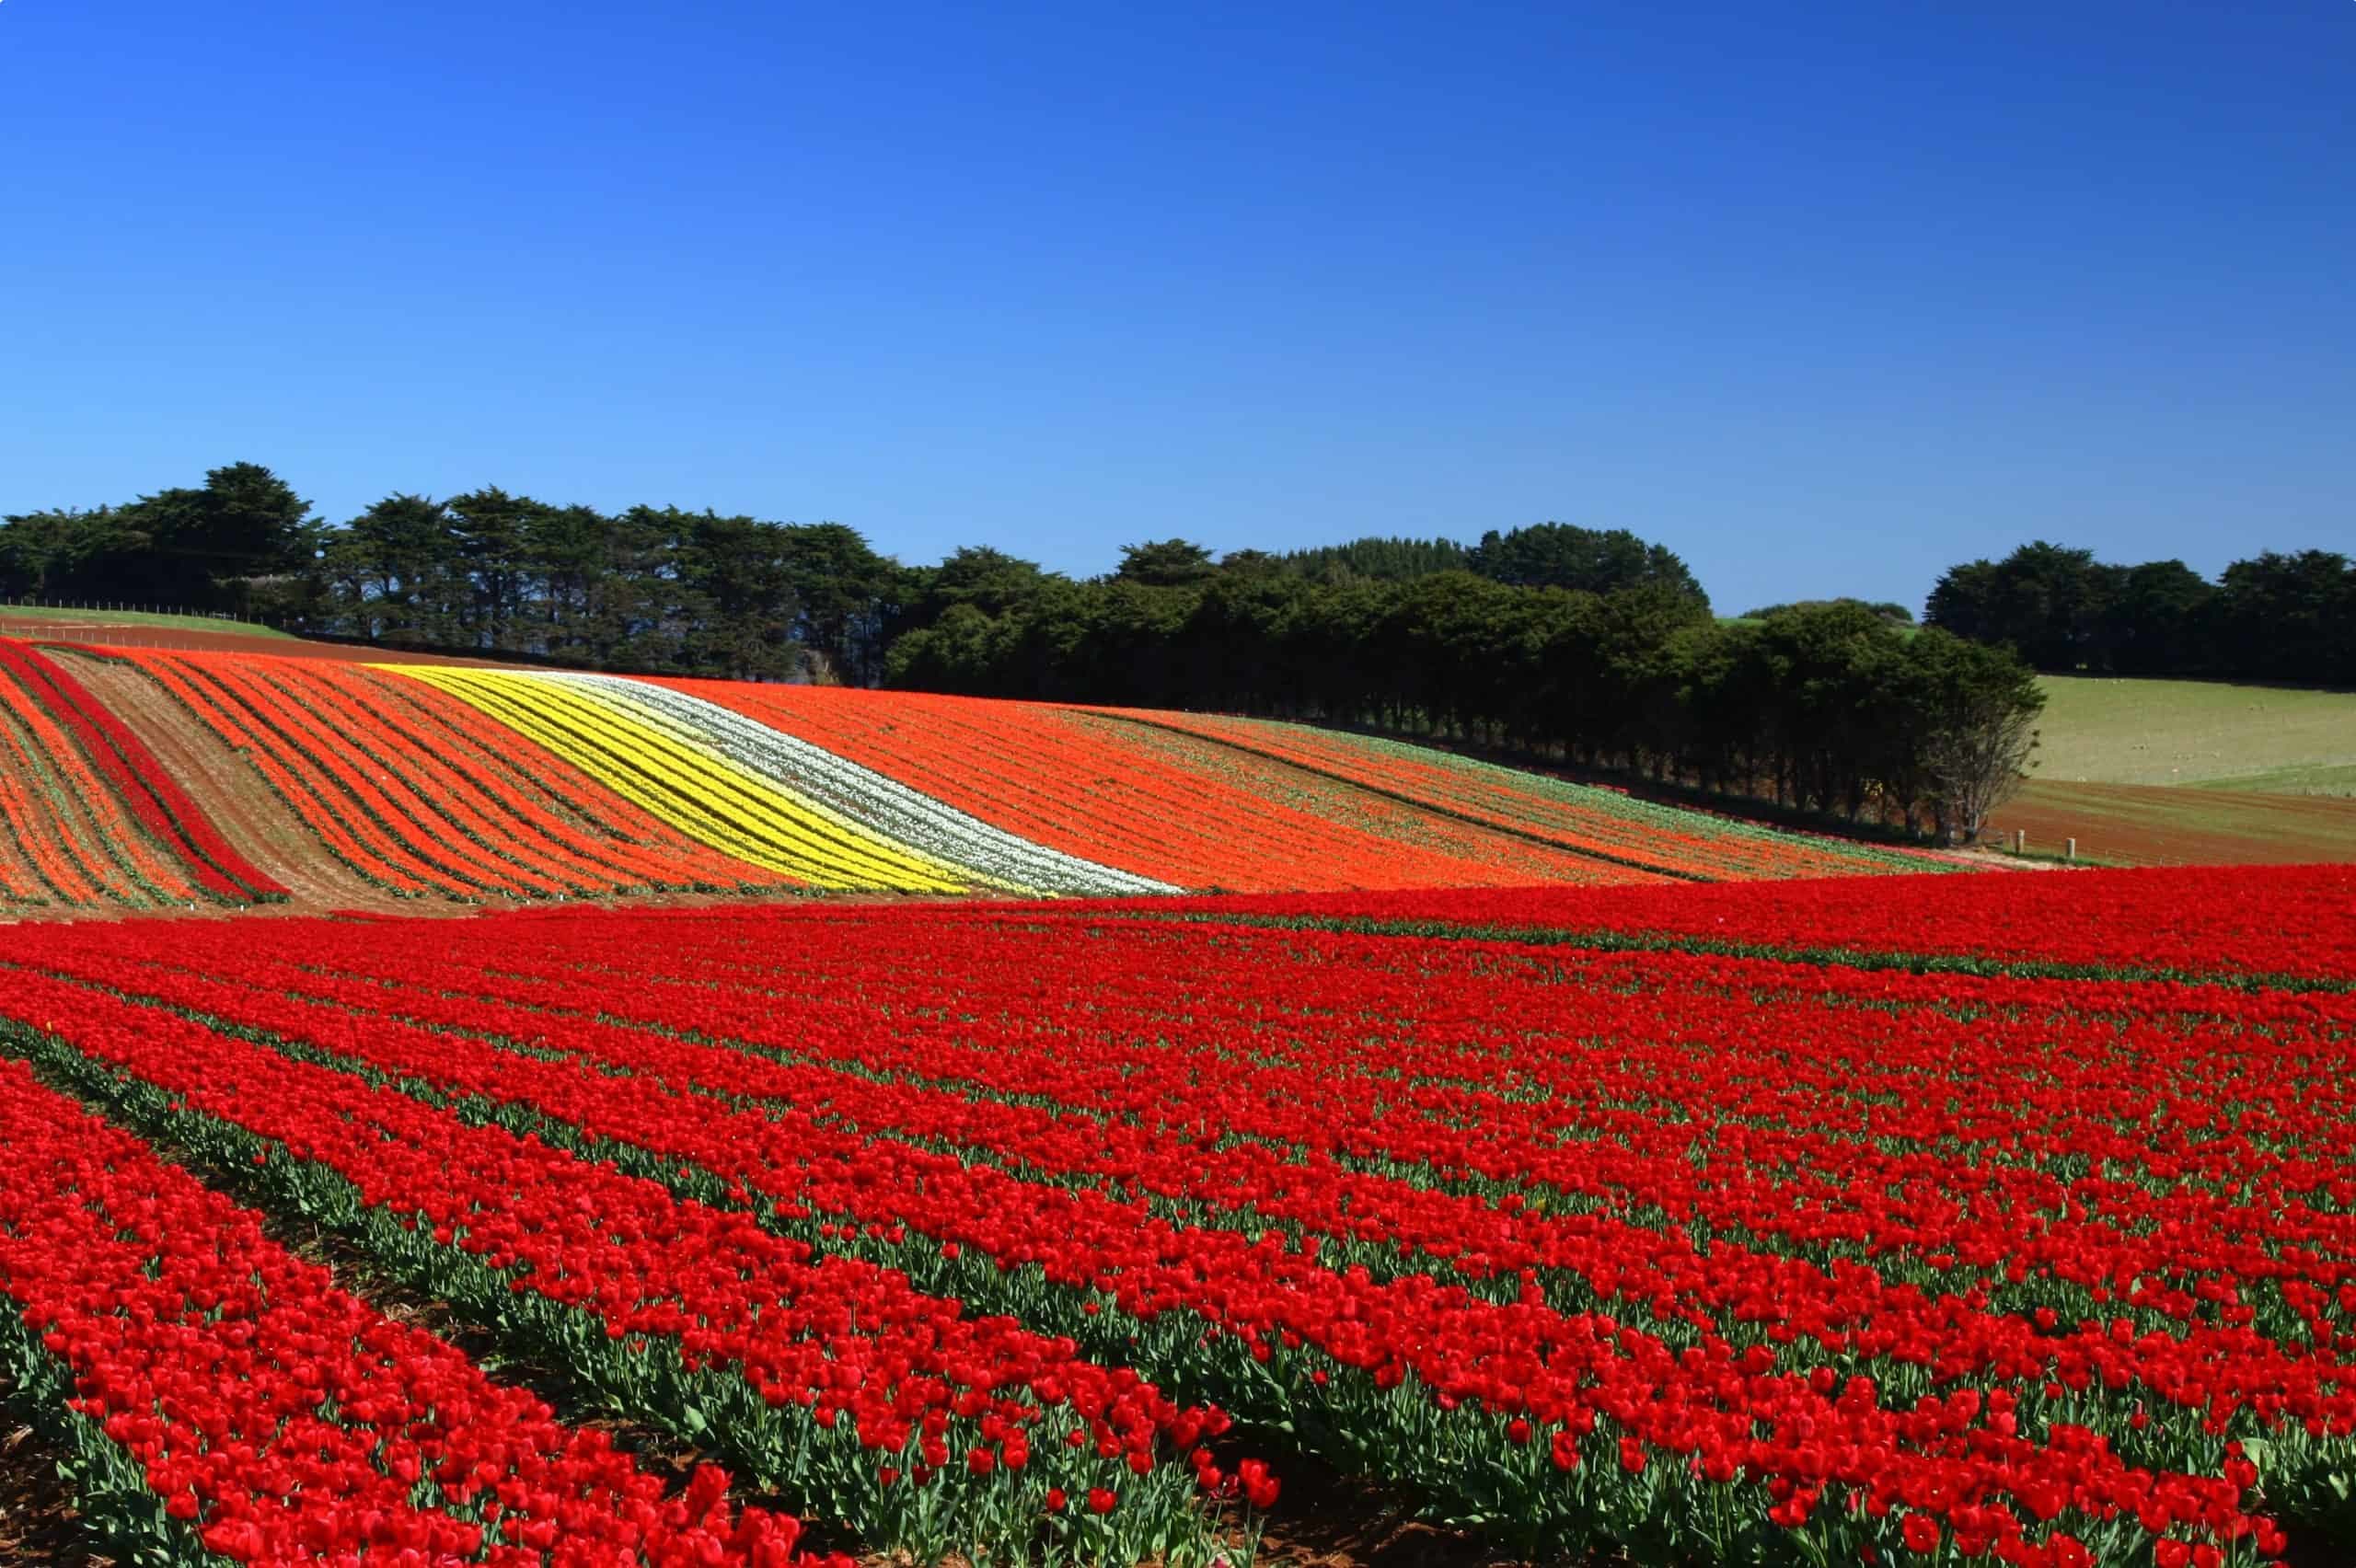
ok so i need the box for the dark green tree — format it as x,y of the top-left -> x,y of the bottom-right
2098,559 -> 2213,676
1906,629 -> 2045,840
1276,536 -> 1470,583
1926,542 -> 2108,671
1114,539 -> 1218,588
320,493 -> 456,643
780,523 -> 906,685
444,487 -> 549,651
2214,550 -> 2355,685
676,512 -> 796,681
1468,523 -> 1708,608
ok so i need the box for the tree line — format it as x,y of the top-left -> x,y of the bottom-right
888,550 -> 2040,838
0,464 -> 2044,839
1926,541 -> 2356,685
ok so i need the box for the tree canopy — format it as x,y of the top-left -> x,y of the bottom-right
1,462 -> 316,614
1926,541 -> 2355,684
5,464 -> 2086,836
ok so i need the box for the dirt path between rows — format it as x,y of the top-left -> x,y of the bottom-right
1991,779 -> 2356,867
10,661 -> 1011,925
60,653 -> 418,916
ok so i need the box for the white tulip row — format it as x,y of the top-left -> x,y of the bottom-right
535,672 -> 1177,897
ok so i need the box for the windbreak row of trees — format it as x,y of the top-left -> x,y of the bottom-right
313,492 -> 908,684
1927,542 -> 2356,684
0,462 -> 316,617
890,566 -> 2040,837
1263,527 -> 1711,604
0,466 -> 908,683
5,463 -> 2045,837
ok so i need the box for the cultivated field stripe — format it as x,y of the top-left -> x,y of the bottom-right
557,671 -> 1176,895
388,666 -> 971,891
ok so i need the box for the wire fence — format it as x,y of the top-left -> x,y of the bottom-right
1,595 -> 281,628
0,623 -> 297,655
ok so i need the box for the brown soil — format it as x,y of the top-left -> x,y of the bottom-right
1989,779 -> 2356,867
61,652 -> 418,915
0,1412 -> 101,1565
1235,1448 -> 1530,1568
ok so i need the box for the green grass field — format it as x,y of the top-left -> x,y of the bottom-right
1988,675 -> 2356,865
2034,676 -> 2356,796
0,604 -> 298,640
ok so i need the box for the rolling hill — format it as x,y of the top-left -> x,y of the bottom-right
1981,674 -> 2356,865
0,635 -> 1946,914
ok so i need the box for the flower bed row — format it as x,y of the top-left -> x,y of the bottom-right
244,908 -> 2356,1343
121,650 -> 801,900
1076,709 -> 1934,881
1065,862 -> 2356,985
0,1047 -> 830,1565
2,640 -> 284,900
0,640 -> 210,907
16,641 -> 1980,905
394,667 -> 974,892
672,680 -> 1643,892
567,672 -> 1172,896
1061,712 -> 1652,887
8,894 -> 2337,1565
0,963 -> 1251,1566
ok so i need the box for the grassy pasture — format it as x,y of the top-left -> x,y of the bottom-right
0,604 -> 297,640
1991,675 -> 2356,865
1991,780 -> 2356,867
2033,676 -> 2356,795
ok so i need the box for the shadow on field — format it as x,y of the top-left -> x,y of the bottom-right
1223,1444 -> 1530,1568
0,1412 -> 98,1565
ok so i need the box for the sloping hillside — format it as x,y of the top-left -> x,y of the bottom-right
0,640 -> 285,908
0,639 -> 1947,912
1976,675 -> 2356,865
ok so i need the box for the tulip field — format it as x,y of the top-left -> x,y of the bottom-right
0,640 -> 287,906
0,639 -> 1944,913
0,863 -> 2350,1566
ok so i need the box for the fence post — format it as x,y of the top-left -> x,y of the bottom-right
2064,837 -> 2077,863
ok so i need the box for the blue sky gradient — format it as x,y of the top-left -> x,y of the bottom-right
3,1 -> 2348,611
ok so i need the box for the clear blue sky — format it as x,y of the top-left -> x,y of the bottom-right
3,1 -> 2348,612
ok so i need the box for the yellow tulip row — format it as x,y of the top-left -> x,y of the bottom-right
386,667 -> 974,893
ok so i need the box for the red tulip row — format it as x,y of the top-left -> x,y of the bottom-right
1055,709 -> 1643,886
0,965 -> 1250,1567
57,922 -> 2356,1369
1068,708 -> 1928,881
1062,862 -> 2356,984
122,650 -> 794,900
0,1049 -> 828,1566
211,903 -> 2356,1321
0,680 -> 114,903
0,640 -> 285,901
663,677 -> 1640,891
8,899 -> 2332,1566
0,641 -> 212,906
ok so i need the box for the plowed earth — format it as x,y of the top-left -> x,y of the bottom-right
1989,778 -> 2356,866
56,654 -> 411,914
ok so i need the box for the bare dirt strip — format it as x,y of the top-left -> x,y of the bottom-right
57,652 -> 417,914
0,1413 -> 98,1566
1988,778 -> 2356,867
